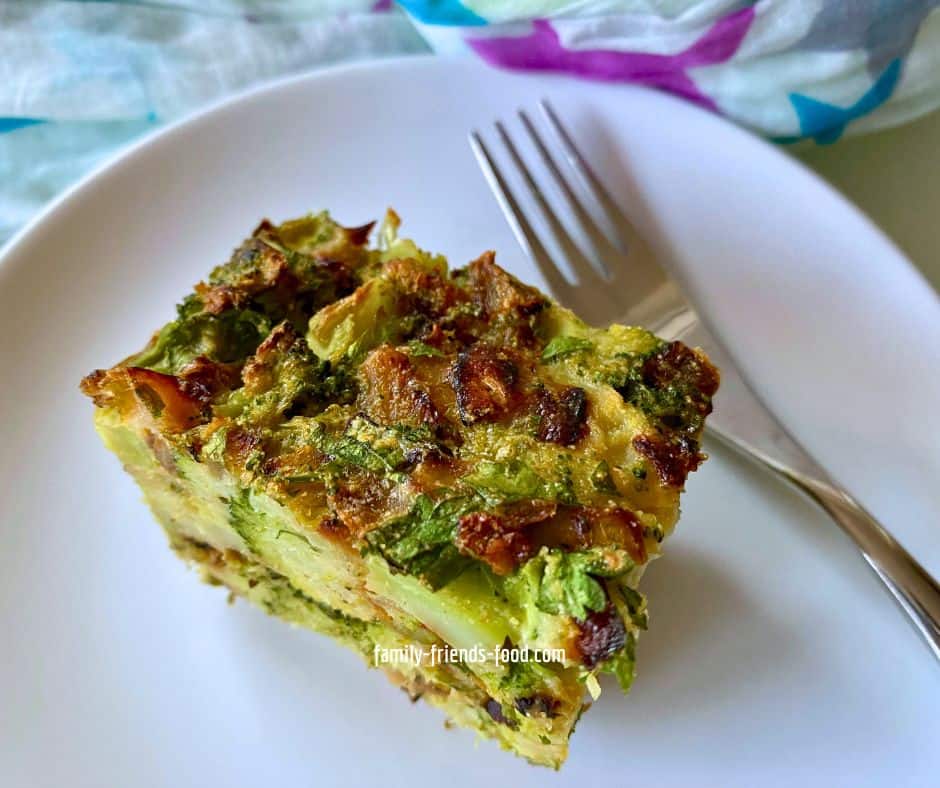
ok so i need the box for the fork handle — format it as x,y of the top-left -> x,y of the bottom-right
723,435 -> 940,661
793,472 -> 940,661
674,320 -> 940,662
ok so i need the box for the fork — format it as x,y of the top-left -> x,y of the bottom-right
469,100 -> 940,663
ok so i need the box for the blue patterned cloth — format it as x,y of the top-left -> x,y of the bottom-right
2,0 -> 939,247
0,1 -> 428,244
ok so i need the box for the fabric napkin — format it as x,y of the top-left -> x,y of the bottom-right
2,0 -> 938,247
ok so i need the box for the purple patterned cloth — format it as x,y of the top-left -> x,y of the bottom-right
402,0 -> 940,144
468,11 -> 755,112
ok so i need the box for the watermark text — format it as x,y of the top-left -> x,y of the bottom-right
373,643 -> 565,667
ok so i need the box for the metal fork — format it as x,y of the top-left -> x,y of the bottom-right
469,100 -> 940,663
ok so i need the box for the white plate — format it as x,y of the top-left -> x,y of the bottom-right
1,57 -> 938,788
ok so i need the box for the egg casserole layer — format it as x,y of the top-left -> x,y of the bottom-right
81,212 -> 718,767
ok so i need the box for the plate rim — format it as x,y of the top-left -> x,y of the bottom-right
2,51 -> 938,785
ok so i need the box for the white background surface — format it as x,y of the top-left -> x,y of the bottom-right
0,57 -> 938,787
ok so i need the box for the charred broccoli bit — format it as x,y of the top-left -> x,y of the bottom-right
132,213 -> 372,375
609,341 -> 719,437
597,340 -> 719,488
81,210 -> 718,768
210,323 -> 356,426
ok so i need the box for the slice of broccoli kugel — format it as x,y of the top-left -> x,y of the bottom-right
81,211 -> 718,768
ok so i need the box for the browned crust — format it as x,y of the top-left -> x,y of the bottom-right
534,386 -> 589,446
632,433 -> 705,489
530,505 -> 648,564
385,256 -> 466,321
643,341 -> 719,420
327,471 -> 397,538
358,345 -> 442,428
466,251 -> 547,330
450,343 -> 523,425
177,356 -> 243,403
455,500 -> 557,576
81,366 -> 209,433
457,502 -> 647,576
